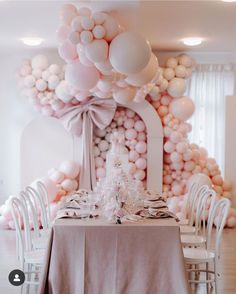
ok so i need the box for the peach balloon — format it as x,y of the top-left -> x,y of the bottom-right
49,171 -> 65,184
169,96 -> 195,121
135,158 -> 147,170
167,78 -> 186,98
135,141 -> 147,154
58,40 -> 78,61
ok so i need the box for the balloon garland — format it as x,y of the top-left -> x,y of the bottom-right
1,3 -> 236,228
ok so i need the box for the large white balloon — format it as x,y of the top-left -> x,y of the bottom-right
65,60 -> 100,90
125,53 -> 159,87
169,96 -> 195,121
109,31 -> 151,75
167,78 -> 186,98
56,80 -> 73,103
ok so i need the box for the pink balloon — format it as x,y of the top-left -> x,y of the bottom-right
79,49 -> 94,67
134,169 -> 146,181
187,173 -> 212,190
60,4 -> 78,25
135,158 -> 147,170
93,25 -> 106,39
80,30 -> 93,44
184,161 -> 195,172
176,142 -> 188,154
96,167 -> 106,178
125,129 -> 137,140
95,157 -> 104,168
170,151 -> 183,163
169,97 -> 195,121
158,106 -> 169,117
65,60 -> 100,90
103,15 -> 119,41
134,120 -> 145,132
164,141 -> 175,153
61,179 -> 76,192
59,161 -> 80,179
128,162 -> 136,175
49,170 -> 65,184
58,40 -> 78,61
172,184 -> 183,196
85,39 -> 108,63
124,118 -> 135,129
163,175 -> 173,185
129,150 -> 139,162
170,131 -> 183,143
113,87 -> 136,104
135,141 -> 147,154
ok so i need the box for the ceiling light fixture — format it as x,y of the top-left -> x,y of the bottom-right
20,37 -> 44,46
182,37 -> 203,46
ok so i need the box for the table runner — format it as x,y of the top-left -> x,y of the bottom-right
39,218 -> 189,294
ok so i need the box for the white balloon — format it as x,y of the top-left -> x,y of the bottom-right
113,87 -> 136,104
32,55 -> 49,70
167,78 -> 186,98
125,53 -> 159,87
56,80 -> 73,103
175,65 -> 187,78
109,31 -> 151,75
166,57 -> 178,69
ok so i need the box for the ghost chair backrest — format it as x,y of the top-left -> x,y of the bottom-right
207,198 -> 230,256
25,186 -> 48,230
10,197 -> 32,269
36,181 -> 51,225
189,185 -> 209,227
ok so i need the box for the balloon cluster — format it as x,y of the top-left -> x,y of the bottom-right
17,55 -> 73,116
57,4 -> 159,104
93,107 -> 147,181
0,160 -> 80,229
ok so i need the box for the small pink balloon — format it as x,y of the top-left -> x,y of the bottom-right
134,120 -> 145,132
135,158 -> 147,170
124,118 -> 135,129
184,161 -> 196,172
103,15 -> 119,41
164,141 -> 176,153
158,105 -> 169,117
170,151 -> 183,163
176,142 -> 188,154
163,175 -> 173,185
129,150 -> 139,162
125,129 -> 137,140
128,163 -> 136,175
95,157 -> 104,168
172,184 -> 183,196
170,131 -> 183,143
60,4 -> 78,25
58,40 -> 78,61
96,167 -> 106,178
135,141 -> 147,154
93,25 -> 106,39
137,132 -> 146,141
80,30 -> 93,44
61,179 -> 76,192
134,169 -> 146,181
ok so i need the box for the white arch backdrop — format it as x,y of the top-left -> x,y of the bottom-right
21,100 -> 163,193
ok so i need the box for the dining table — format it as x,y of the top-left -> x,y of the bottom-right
39,217 -> 189,294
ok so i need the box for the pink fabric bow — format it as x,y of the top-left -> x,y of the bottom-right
58,97 -> 117,191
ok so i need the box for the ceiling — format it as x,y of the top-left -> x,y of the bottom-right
0,0 -> 236,52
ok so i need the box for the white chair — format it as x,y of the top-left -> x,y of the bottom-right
36,181 -> 51,226
10,197 -> 45,291
183,198 -> 230,293
19,191 -> 48,250
181,188 -> 216,247
179,182 -> 200,226
25,186 -> 51,237
180,185 -> 209,234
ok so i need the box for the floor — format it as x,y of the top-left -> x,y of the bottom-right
0,229 -> 235,294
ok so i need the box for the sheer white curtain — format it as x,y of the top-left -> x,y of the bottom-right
187,64 -> 235,174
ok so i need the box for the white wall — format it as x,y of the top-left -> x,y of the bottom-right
0,47 -> 60,204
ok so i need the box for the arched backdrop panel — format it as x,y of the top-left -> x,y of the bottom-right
21,101 -> 163,193
20,117 -> 81,188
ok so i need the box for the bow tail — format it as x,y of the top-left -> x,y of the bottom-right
79,112 -> 97,191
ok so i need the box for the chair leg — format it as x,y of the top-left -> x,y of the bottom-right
214,258 -> 219,294
206,262 -> 209,294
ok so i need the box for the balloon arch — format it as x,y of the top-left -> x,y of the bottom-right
0,3 -> 236,228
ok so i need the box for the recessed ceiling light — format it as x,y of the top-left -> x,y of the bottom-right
182,37 -> 203,46
20,37 -> 44,46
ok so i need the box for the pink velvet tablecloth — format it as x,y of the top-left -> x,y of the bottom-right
39,218 -> 189,294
